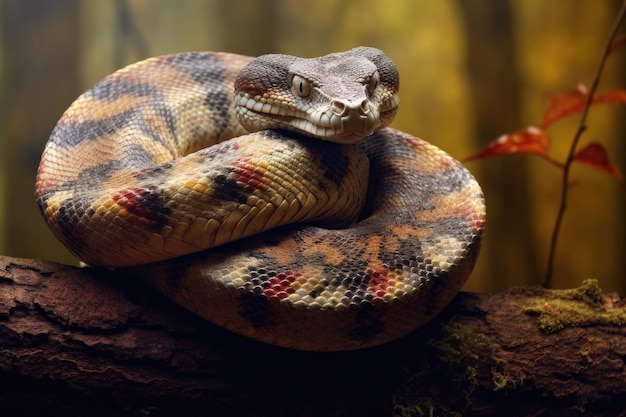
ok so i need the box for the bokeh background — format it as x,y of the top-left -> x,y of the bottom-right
0,0 -> 624,293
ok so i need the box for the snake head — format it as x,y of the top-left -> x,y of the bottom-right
234,46 -> 400,144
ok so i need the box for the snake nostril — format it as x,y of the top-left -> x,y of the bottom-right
360,99 -> 370,114
331,99 -> 347,116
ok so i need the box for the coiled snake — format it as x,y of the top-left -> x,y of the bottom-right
36,47 -> 485,351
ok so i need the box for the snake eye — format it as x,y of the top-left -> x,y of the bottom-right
366,71 -> 380,94
292,75 -> 311,97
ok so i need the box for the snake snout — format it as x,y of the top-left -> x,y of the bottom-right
331,98 -> 370,117
330,97 -> 379,141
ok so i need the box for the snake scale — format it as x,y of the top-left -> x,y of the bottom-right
36,47 -> 486,351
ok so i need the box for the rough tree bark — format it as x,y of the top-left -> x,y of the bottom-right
1,254 -> 625,417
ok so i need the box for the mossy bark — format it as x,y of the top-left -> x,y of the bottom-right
1,255 -> 625,417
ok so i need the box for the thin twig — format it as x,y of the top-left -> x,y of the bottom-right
544,0 -> 626,287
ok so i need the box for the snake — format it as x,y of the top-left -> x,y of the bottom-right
35,47 -> 486,351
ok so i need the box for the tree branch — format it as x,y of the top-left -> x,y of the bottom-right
545,0 -> 626,287
1,255 -> 625,417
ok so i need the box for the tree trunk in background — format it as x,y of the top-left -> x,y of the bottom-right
217,0 -> 279,56
0,0 -> 80,265
457,0 -> 541,287
113,0 -> 151,68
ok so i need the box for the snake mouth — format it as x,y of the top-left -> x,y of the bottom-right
271,112 -> 376,143
235,98 -> 380,144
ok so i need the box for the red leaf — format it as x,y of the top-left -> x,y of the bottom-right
541,85 -> 588,129
464,127 -> 561,166
593,89 -> 626,105
541,85 -> 626,129
573,143 -> 623,181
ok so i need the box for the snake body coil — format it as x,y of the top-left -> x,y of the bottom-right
36,48 -> 485,351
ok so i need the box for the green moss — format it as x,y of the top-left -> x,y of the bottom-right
524,279 -> 626,334
392,280 -> 625,415
392,322 -> 486,417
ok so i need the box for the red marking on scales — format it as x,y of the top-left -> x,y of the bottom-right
263,271 -> 301,300
232,159 -> 270,192
112,187 -> 171,228
366,268 -> 392,301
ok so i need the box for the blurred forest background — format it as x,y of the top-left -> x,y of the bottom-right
0,0 -> 624,293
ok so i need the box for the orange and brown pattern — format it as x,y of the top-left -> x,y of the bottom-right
36,49 -> 485,351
